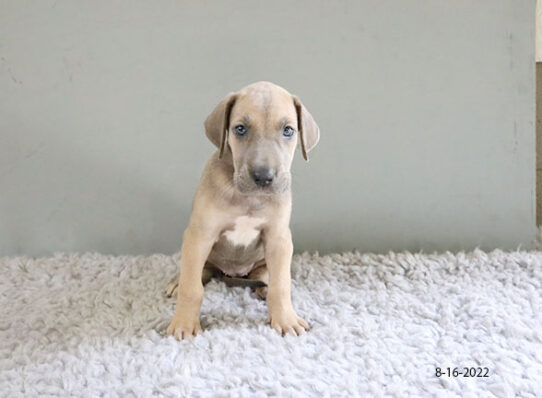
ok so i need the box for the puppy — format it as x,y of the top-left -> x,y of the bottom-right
166,81 -> 319,339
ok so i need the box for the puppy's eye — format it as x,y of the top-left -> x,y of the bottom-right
234,125 -> 247,136
283,126 -> 295,137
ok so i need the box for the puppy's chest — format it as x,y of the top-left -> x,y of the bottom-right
221,215 -> 265,247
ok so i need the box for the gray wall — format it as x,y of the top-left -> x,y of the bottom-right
0,0 -> 536,256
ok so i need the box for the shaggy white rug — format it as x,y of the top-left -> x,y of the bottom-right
1,249 -> 542,397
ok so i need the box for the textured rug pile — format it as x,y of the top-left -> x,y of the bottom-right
1,249 -> 542,396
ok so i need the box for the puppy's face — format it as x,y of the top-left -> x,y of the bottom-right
228,84 -> 298,195
204,81 -> 320,196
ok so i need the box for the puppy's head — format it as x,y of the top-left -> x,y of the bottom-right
204,81 -> 319,195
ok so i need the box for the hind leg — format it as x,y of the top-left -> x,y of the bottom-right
165,264 -> 215,298
248,263 -> 269,300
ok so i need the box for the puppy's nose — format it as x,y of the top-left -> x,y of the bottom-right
251,167 -> 275,187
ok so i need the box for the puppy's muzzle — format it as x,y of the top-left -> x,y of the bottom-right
251,167 -> 275,187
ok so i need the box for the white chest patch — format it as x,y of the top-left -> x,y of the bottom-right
222,216 -> 265,247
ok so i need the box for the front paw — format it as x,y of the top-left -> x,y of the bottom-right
269,309 -> 310,336
166,313 -> 202,340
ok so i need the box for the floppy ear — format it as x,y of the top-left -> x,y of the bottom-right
293,96 -> 320,161
204,92 -> 237,158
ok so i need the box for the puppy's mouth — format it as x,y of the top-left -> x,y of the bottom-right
233,172 -> 291,195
